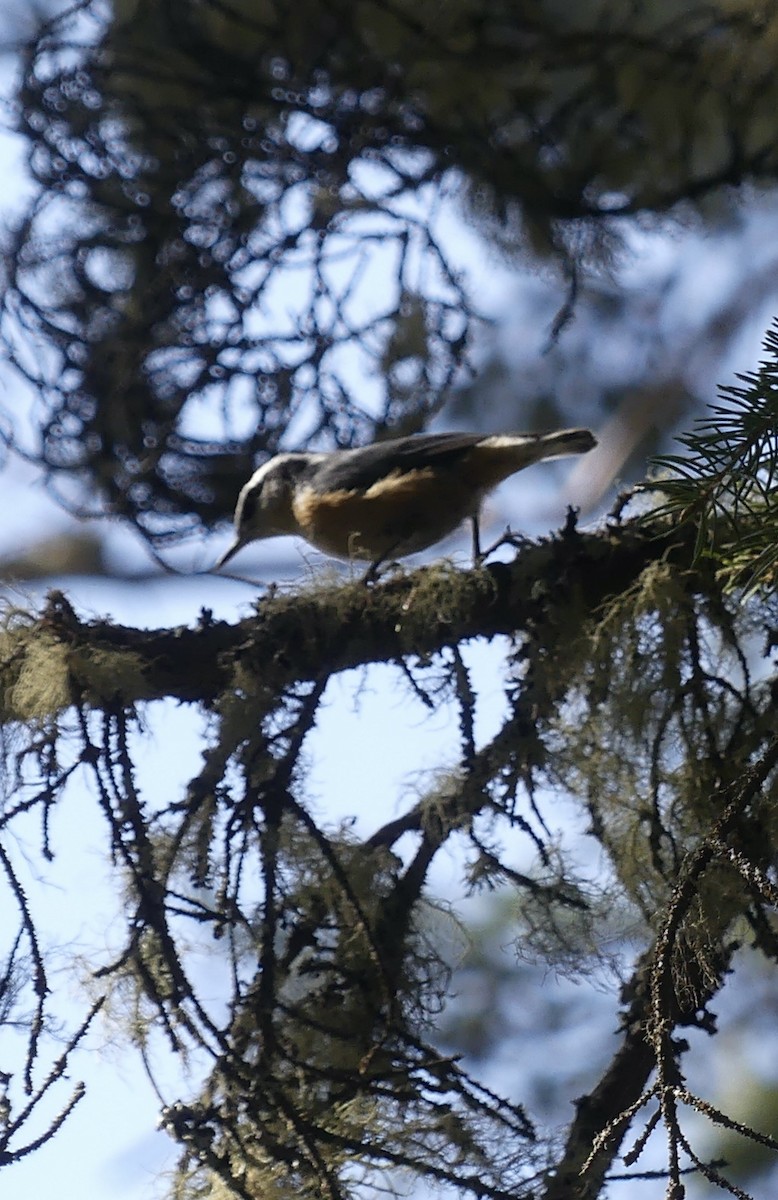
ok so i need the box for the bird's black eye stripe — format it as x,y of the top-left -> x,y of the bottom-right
281,457 -> 313,482
239,490 -> 258,523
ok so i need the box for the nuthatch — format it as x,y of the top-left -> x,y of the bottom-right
215,427 -> 597,572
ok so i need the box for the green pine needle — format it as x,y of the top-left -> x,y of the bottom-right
649,321 -> 778,593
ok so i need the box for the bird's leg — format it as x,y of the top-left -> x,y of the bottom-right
470,513 -> 482,565
362,557 -> 385,585
361,541 -> 402,585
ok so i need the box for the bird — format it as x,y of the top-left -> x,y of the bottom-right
214,427 -> 597,574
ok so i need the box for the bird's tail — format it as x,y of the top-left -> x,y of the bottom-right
485,428 -> 596,459
534,428 -> 597,458
469,428 -> 596,487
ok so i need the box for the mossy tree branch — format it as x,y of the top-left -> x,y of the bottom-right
0,515 -> 705,720
4,506 -> 777,1195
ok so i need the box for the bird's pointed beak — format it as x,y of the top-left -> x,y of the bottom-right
214,536 -> 245,570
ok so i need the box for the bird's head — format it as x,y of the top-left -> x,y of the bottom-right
215,453 -> 318,569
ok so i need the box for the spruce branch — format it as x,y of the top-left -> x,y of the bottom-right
651,321 -> 778,592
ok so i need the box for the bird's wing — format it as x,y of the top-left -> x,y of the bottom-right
309,433 -> 486,494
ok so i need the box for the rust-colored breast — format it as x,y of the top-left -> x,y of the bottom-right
291,468 -> 477,561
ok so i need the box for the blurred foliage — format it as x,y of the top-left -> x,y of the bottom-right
3,1 -> 778,545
